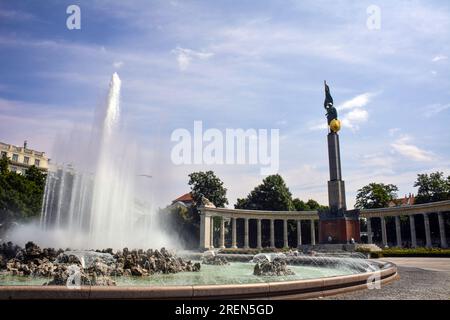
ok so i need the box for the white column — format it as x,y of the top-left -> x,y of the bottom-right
297,220 -> 302,247
257,219 -> 262,249
381,216 -> 388,247
283,219 -> 288,248
210,216 -> 214,249
199,213 -> 207,250
395,216 -> 402,247
310,220 -> 316,245
423,213 -> 432,248
438,212 -> 448,248
366,217 -> 373,244
270,219 -> 275,248
231,217 -> 237,248
244,218 -> 249,249
219,217 -> 225,249
409,215 -> 417,248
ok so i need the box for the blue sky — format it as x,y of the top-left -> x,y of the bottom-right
0,0 -> 449,208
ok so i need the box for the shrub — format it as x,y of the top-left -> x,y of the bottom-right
369,247 -> 450,258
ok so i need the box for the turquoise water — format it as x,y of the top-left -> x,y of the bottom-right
0,262 -> 358,286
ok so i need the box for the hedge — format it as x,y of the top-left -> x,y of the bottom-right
366,247 -> 450,258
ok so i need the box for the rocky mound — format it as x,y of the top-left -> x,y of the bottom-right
253,258 -> 295,276
0,241 -> 201,286
202,255 -> 229,265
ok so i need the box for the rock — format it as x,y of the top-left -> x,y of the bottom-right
25,241 -> 42,258
253,258 -> 295,276
1,242 -> 201,284
0,241 -> 21,259
202,255 -> 229,265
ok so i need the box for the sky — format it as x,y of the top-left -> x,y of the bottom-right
0,0 -> 449,209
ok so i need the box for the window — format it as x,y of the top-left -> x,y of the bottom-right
0,151 -> 6,158
12,154 -> 18,162
24,156 -> 29,165
34,159 -> 40,167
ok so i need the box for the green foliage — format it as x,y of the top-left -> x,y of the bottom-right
414,171 -> 450,204
292,198 -> 309,211
368,247 -> 450,258
292,198 -> 328,212
355,183 -> 398,209
0,156 -> 46,223
188,171 -> 228,208
235,174 -> 294,211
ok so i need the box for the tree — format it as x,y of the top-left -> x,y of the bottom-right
0,154 -> 47,225
235,174 -> 294,211
414,172 -> 450,204
25,165 -> 46,190
188,171 -> 228,207
355,183 -> 398,209
293,198 -> 310,211
293,198 -> 327,211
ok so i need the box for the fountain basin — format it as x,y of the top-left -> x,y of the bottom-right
0,260 -> 398,299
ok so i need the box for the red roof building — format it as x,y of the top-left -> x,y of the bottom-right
171,192 -> 194,205
388,193 -> 415,207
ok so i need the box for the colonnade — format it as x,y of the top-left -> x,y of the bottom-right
199,207 -> 318,250
365,212 -> 448,248
208,217 -> 316,249
199,201 -> 450,250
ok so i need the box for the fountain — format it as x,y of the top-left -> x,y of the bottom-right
0,75 -> 398,299
37,73 -> 170,250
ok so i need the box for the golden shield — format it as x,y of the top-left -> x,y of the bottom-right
329,119 -> 341,132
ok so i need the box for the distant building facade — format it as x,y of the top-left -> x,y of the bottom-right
0,140 -> 49,174
170,193 -> 194,208
388,193 -> 415,207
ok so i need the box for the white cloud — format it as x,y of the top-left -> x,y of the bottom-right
424,103 -> 450,117
338,92 -> 373,111
388,128 -> 401,136
432,55 -> 448,62
341,108 -> 369,131
113,61 -> 124,68
172,47 -> 214,71
391,135 -> 434,162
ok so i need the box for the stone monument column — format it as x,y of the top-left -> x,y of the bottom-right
318,81 -> 360,244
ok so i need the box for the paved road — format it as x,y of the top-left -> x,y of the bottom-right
320,258 -> 450,300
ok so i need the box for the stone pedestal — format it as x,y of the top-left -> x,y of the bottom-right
319,210 -> 361,243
